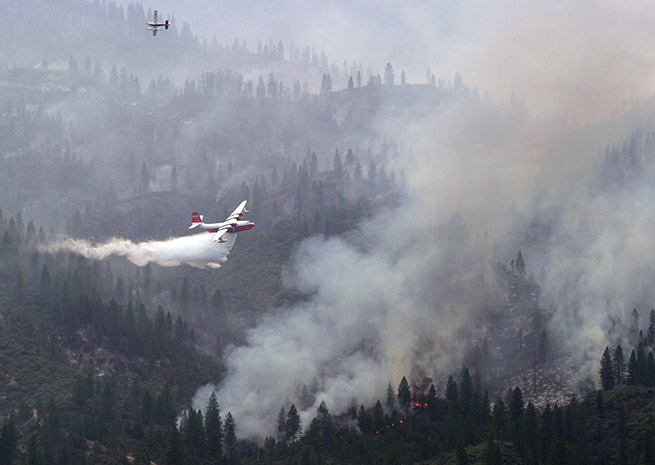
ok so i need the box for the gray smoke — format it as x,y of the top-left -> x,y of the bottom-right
190,93 -> 655,439
178,0 -> 655,439
189,100 -> 527,438
43,233 -> 236,269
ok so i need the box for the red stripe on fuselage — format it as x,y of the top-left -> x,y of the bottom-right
235,223 -> 255,232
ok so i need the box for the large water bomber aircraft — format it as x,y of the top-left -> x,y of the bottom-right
189,200 -> 254,243
146,10 -> 170,36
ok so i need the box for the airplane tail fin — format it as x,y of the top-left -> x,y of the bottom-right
189,212 -> 204,229
165,20 -> 169,30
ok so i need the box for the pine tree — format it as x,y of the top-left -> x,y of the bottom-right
27,435 -> 40,465
0,417 -> 17,465
614,345 -> 626,386
372,400 -> 384,431
41,395 -> 60,463
427,384 -> 438,420
456,442 -> 471,465
460,368 -> 474,417
628,349 -> 639,385
310,151 -> 319,179
485,436 -> 498,465
637,343 -> 647,385
515,251 -> 526,278
541,403 -> 553,458
205,393 -> 223,460
184,408 -> 207,459
383,63 -> 394,85
647,352 -> 655,387
385,383 -> 396,412
631,308 -> 640,342
446,375 -> 459,416
320,74 -> 332,93
224,412 -> 237,461
492,399 -> 506,440
524,402 -> 538,452
618,405 -> 628,464
600,347 -> 614,389
358,405 -> 371,434
509,387 -> 524,425
397,376 -> 412,410
276,407 -> 286,441
165,428 -> 186,465
285,405 -> 301,442
316,400 -> 329,420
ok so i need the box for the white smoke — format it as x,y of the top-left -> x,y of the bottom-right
180,0 -> 655,438
43,232 -> 236,269
189,92 -> 655,440
190,166 -> 498,438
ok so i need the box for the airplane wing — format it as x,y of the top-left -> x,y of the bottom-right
153,10 -> 158,24
152,28 -> 157,36
226,200 -> 248,221
212,228 -> 230,243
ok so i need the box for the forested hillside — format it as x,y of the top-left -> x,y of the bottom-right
3,0 -> 655,464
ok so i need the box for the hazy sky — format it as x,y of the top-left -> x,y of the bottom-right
126,0 -> 655,122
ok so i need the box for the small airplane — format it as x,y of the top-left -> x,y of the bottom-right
189,200 -> 255,243
146,10 -> 170,36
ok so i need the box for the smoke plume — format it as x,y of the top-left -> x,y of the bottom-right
174,0 -> 655,440
190,91 -> 655,439
43,233 -> 236,269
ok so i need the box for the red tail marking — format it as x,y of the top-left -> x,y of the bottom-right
191,212 -> 202,223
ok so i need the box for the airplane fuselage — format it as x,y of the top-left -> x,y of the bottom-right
146,11 -> 169,36
200,220 -> 255,234
189,201 -> 252,242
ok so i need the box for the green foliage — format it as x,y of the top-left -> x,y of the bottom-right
205,392 -> 223,460
446,376 -> 459,416
614,345 -> 626,387
224,412 -> 237,462
286,405 -> 302,442
0,263 -> 219,464
0,417 -> 17,465
385,383 -> 395,412
600,346 -> 615,390
397,376 -> 411,411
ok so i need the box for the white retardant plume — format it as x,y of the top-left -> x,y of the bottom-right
43,233 -> 236,269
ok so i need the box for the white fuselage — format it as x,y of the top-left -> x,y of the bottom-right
198,220 -> 255,234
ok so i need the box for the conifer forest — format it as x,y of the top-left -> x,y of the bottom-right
3,1 -> 655,464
